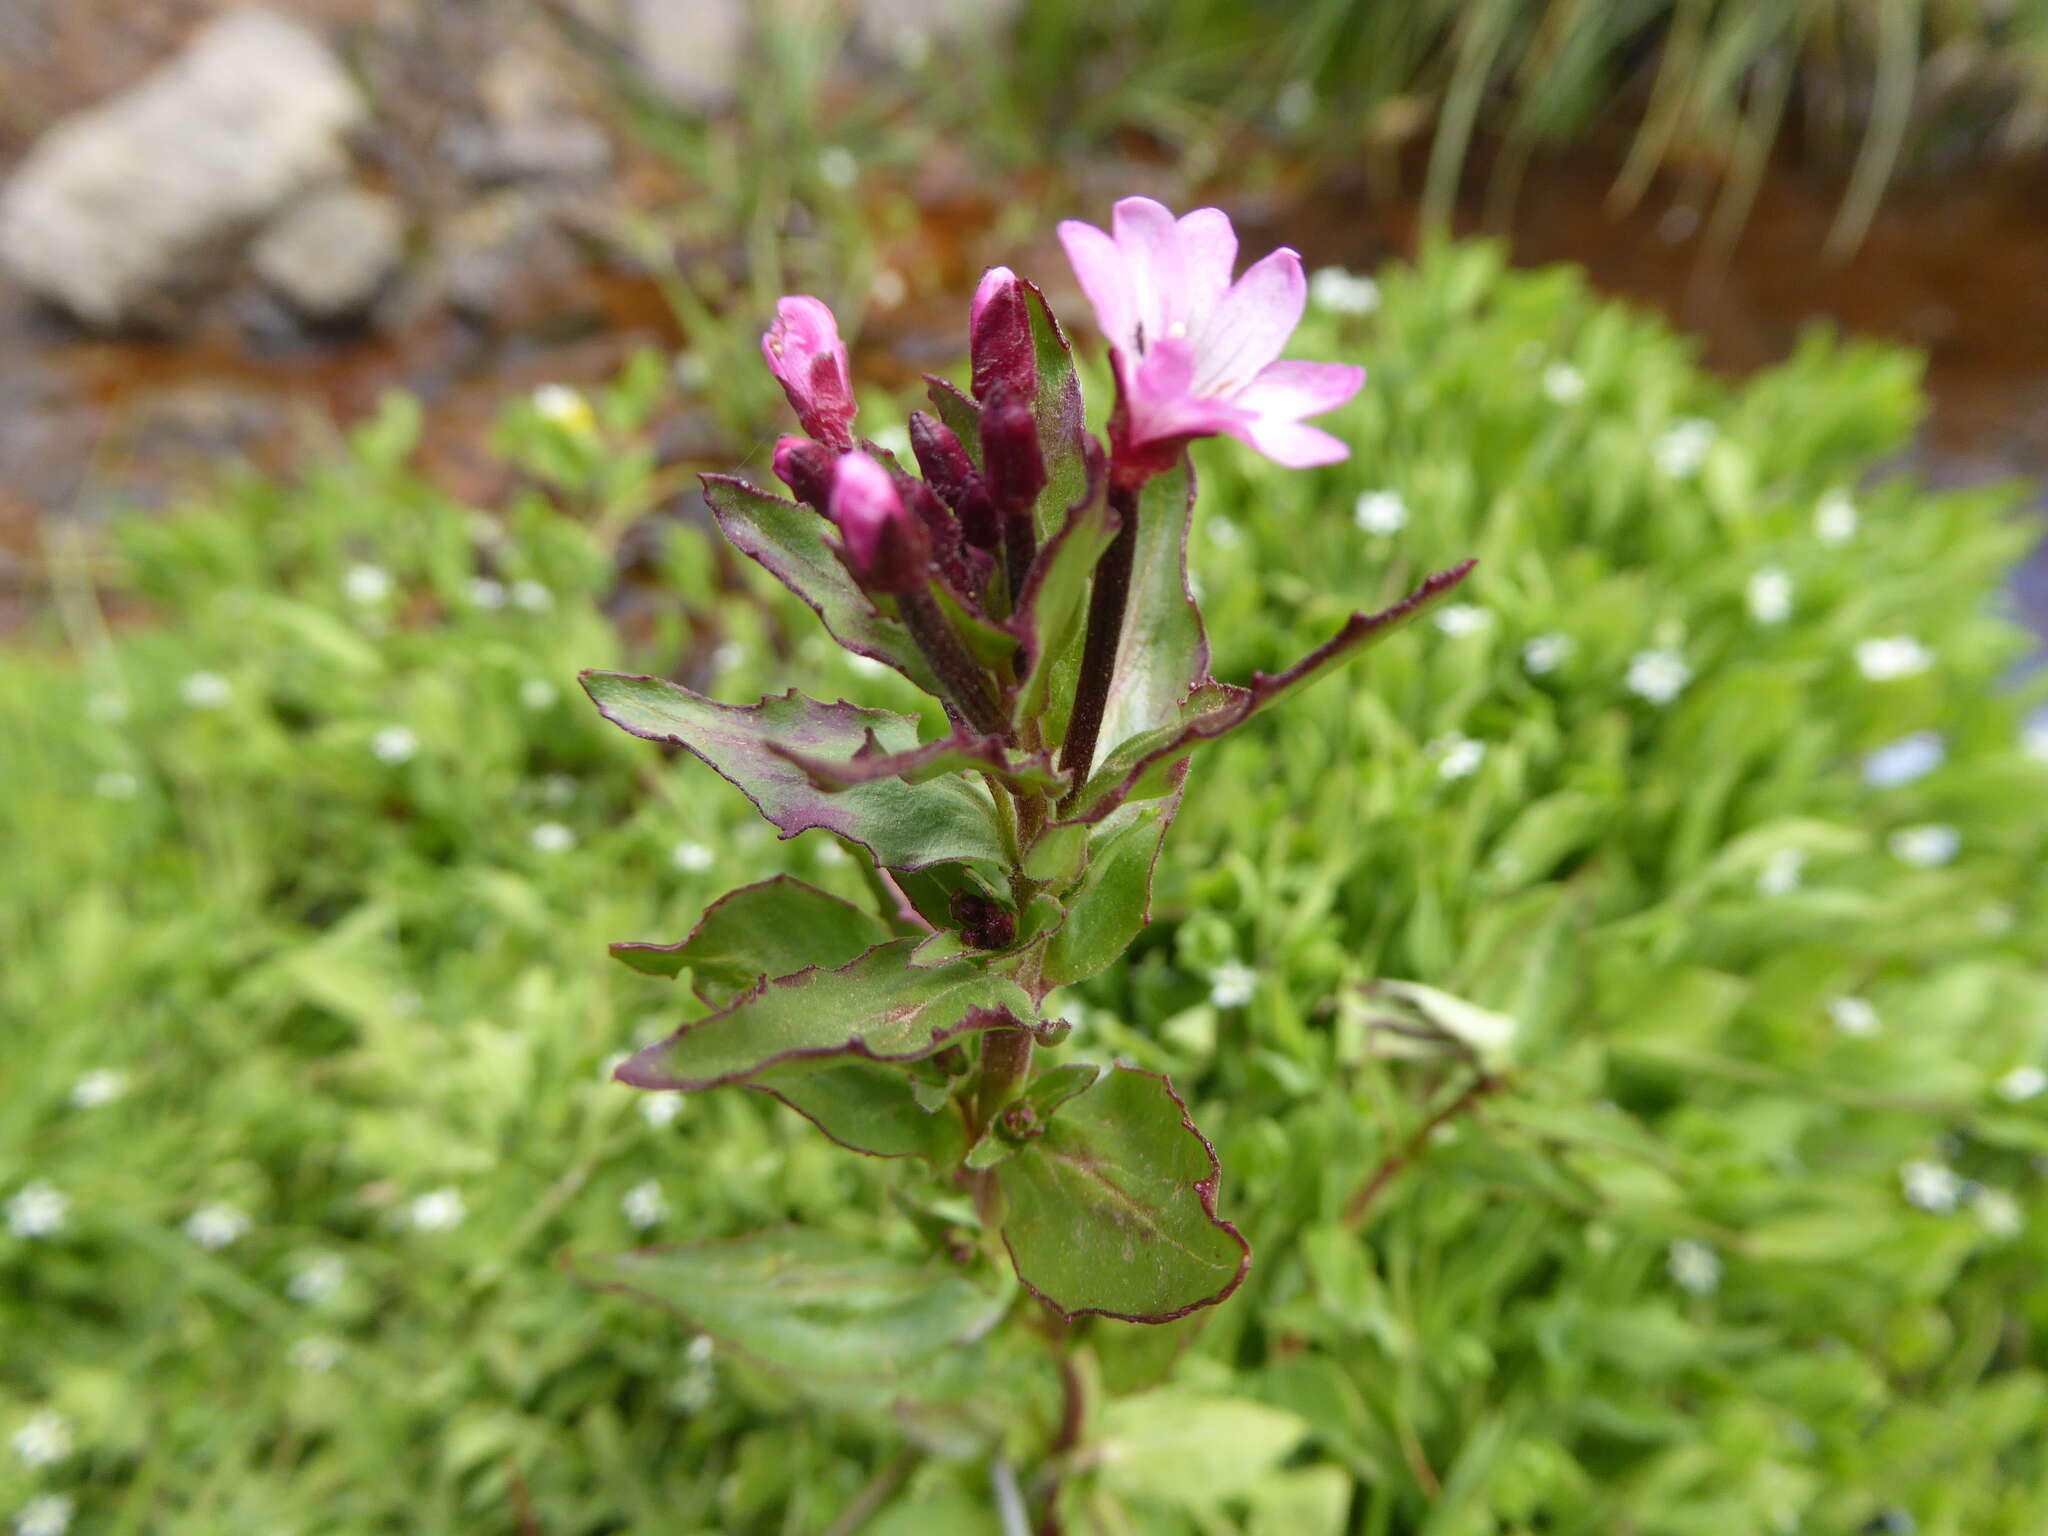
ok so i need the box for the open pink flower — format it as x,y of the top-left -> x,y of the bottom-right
1058,197 -> 1363,469
762,296 -> 857,449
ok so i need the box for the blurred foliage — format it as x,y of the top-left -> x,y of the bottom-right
6,246 -> 2048,1532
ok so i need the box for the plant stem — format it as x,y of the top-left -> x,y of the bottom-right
1342,1073 -> 1498,1228
1056,485 -> 1139,806
992,1459 -> 1032,1536
1004,509 -> 1038,613
899,587 -> 1007,738
976,1028 -> 1035,1129
822,1452 -> 921,1536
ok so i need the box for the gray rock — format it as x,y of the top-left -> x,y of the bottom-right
626,0 -> 750,115
853,0 -> 1022,65
446,46 -> 613,183
251,185 -> 405,322
0,9 -> 367,328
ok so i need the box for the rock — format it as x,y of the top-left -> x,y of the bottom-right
250,185 -> 406,322
852,0 -> 1023,66
625,0 -> 750,114
0,9 -> 367,328
446,45 -> 612,183
431,191 -> 583,330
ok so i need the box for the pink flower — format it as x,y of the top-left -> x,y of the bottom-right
1058,198 -> 1363,469
828,451 -> 928,593
762,296 -> 857,448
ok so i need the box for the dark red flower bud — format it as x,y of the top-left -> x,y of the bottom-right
772,435 -> 837,511
828,451 -> 929,595
979,382 -> 1047,513
950,889 -> 1016,950
970,266 -> 1036,405
909,411 -> 1001,550
881,450 -> 994,603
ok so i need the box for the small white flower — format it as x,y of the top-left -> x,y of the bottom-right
532,384 -> 595,435
1666,1238 -> 1721,1295
1352,489 -> 1409,536
185,1203 -> 251,1251
1862,732 -> 1944,789
1274,78 -> 1316,131
68,1070 -> 127,1109
710,641 -> 745,675
1827,997 -> 1880,1037
673,353 -> 711,392
467,576 -> 508,610
1541,363 -> 1585,405
1434,604 -> 1490,637
813,840 -> 848,866
1430,733 -> 1486,782
622,1179 -> 667,1230
6,1183 -> 68,1239
530,821 -> 575,854
1996,1065 -> 2047,1103
1208,960 -> 1258,1010
1901,1159 -> 1964,1214
287,1254 -> 347,1305
290,1335 -> 345,1374
179,671 -> 230,709
94,771 -> 138,800
845,654 -> 888,677
1856,636 -> 1933,682
408,1188 -> 466,1233
12,1494 -> 74,1536
641,1093 -> 683,1128
1626,648 -> 1692,705
85,691 -> 128,724
510,580 -> 554,613
1205,517 -> 1242,548
1308,267 -> 1380,316
670,1337 -> 717,1411
1654,418 -> 1714,478
1522,632 -> 1573,676
1889,823 -> 1960,868
1814,491 -> 1859,545
2022,721 -> 2048,763
370,725 -> 417,765
868,424 -> 912,463
10,1411 -> 71,1467
540,774 -> 577,808
1747,566 -> 1793,625
519,678 -> 558,711
815,145 -> 858,189
1974,1187 -> 2024,1239
868,267 -> 908,310
342,563 -> 392,606
673,840 -> 714,873
1756,848 -> 1805,897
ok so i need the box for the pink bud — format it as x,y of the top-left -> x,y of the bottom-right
969,266 -> 1036,405
762,296 -> 857,449
829,451 -> 929,594
772,435 -> 837,511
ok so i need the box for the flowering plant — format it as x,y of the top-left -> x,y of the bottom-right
574,198 -> 1470,1505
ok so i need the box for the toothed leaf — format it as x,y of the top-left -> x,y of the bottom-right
1041,796 -> 1180,986
1092,458 -> 1209,766
611,875 -> 889,1007
752,1061 -> 966,1164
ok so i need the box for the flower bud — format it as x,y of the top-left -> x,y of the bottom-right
762,296 -> 857,449
978,382 -> 1046,513
772,435 -> 837,511
969,266 -> 1036,405
908,411 -> 1000,550
829,451 -> 929,594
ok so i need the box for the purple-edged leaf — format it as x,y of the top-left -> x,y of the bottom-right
574,1228 -> 1011,1382
1066,560 -> 1479,825
1019,277 -> 1087,543
1007,443 -> 1116,741
925,375 -> 981,468
616,939 -> 1038,1090
995,1067 -> 1250,1323
771,726 -> 1063,798
581,674 -> 1009,870
1041,792 -> 1182,986
751,1061 -> 966,1164
610,875 -> 889,1007
1092,458 -> 1209,760
702,474 -> 937,694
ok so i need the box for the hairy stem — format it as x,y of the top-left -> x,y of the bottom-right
976,1028 -> 1036,1130
1056,485 -> 1139,806
899,587 -> 1008,738
1003,509 -> 1039,614
1343,1072 -> 1498,1228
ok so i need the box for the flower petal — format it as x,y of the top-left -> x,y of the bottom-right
1058,218 -> 1137,352
1123,335 -> 1244,446
1111,196 -> 1186,352
1175,207 -> 1238,323
1192,247 -> 1307,397
1227,414 -> 1351,468
1235,358 -> 1365,420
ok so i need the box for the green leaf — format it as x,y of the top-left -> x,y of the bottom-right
771,725 -> 1062,799
1094,1390 -> 1309,1508
617,939 -> 1039,1090
1068,560 -> 1478,824
610,875 -> 889,1007
575,1228 -> 1011,1381
1042,799 -> 1177,986
752,1061 -> 965,1164
581,674 -> 1008,870
1007,445 -> 1117,741
1094,458 -> 1209,761
1020,276 -> 1087,543
701,474 -> 936,693
924,374 -> 981,467
994,1067 -> 1250,1322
